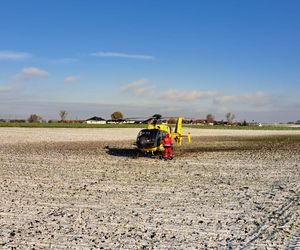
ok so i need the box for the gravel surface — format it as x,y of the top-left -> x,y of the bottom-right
0,128 -> 299,249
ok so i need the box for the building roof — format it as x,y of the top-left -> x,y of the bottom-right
86,116 -> 106,121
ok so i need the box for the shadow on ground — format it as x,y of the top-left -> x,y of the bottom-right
105,146 -> 164,159
105,146 -> 140,158
104,144 -> 254,159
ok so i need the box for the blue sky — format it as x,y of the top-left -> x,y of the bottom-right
0,0 -> 300,122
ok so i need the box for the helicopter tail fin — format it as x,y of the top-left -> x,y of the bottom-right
172,117 -> 191,146
175,117 -> 183,135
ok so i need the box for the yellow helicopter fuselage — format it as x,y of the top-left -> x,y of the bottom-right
136,117 -> 190,154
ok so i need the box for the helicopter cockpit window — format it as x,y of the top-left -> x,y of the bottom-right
136,129 -> 162,148
138,129 -> 153,138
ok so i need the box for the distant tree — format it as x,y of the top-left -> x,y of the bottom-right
28,114 -> 42,123
59,110 -> 68,122
111,111 -> 124,120
206,113 -> 215,123
226,112 -> 235,124
167,118 -> 177,124
295,120 -> 300,124
242,120 -> 248,126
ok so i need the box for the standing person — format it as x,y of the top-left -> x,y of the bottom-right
162,133 -> 173,160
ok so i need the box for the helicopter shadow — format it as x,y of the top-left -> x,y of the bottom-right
105,146 -> 140,158
104,146 -> 161,159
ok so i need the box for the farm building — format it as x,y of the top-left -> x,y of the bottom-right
85,116 -> 106,124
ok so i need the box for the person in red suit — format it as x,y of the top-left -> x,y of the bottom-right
162,133 -> 173,160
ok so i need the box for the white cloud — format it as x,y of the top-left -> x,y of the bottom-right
0,67 -> 49,93
161,89 -> 217,101
64,76 -> 79,84
214,91 -> 265,105
13,67 -> 49,81
122,79 -> 155,96
0,85 -> 13,92
21,67 -> 49,77
0,50 -> 32,60
91,52 -> 154,60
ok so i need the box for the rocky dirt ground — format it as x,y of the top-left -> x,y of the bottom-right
0,128 -> 299,249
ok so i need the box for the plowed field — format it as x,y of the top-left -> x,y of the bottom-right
0,128 -> 299,249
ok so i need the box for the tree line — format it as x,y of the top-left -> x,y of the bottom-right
26,110 -> 239,124
26,111 -> 125,123
206,112 -> 236,124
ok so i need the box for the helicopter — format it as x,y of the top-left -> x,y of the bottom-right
135,114 -> 191,157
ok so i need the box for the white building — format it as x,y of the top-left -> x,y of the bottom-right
85,116 -> 106,124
